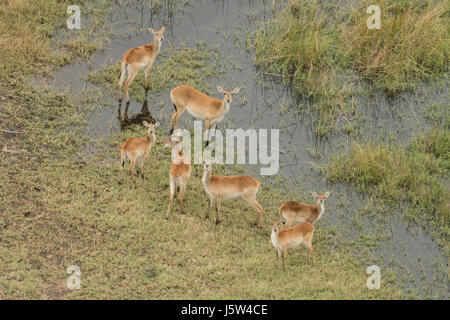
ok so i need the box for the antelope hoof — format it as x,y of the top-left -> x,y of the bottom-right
215,219 -> 221,225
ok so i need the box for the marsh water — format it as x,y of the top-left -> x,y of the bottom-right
33,0 -> 448,298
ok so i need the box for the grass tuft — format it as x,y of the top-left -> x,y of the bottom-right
327,135 -> 449,242
342,0 -> 449,94
250,0 -> 449,135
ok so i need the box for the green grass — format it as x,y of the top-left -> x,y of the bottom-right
252,0 -> 351,136
342,0 -> 449,94
423,102 -> 450,129
0,105 -> 408,298
327,133 -> 450,244
0,0 -> 412,299
0,0 -> 111,79
88,41 -> 223,102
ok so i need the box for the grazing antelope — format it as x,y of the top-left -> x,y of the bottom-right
267,218 -> 315,271
202,159 -> 263,227
162,133 -> 191,219
279,192 -> 330,227
169,85 -> 240,144
118,26 -> 166,102
120,121 -> 160,180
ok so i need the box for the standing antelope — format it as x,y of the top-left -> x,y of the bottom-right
202,159 -> 263,227
120,121 -> 160,180
162,133 -> 191,219
118,26 -> 166,102
267,218 -> 315,271
279,192 -> 330,227
169,85 -> 240,144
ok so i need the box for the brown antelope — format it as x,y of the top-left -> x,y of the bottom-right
162,133 -> 191,219
279,192 -> 330,227
202,159 -> 263,227
118,26 -> 166,102
169,85 -> 240,143
267,218 -> 315,271
120,121 -> 160,180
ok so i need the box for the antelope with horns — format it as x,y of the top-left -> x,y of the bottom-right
169,85 -> 240,145
267,218 -> 315,271
279,192 -> 330,227
118,26 -> 166,103
162,132 -> 191,219
202,159 -> 263,227
120,121 -> 160,180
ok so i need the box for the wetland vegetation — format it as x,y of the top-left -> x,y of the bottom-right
0,0 -> 448,299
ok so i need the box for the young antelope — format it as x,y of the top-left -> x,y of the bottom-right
279,192 -> 330,227
267,217 -> 315,271
120,121 -> 159,180
118,26 -> 166,102
162,133 -> 191,219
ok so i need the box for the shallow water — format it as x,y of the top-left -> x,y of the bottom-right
33,0 -> 449,298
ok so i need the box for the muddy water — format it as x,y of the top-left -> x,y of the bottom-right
35,0 -> 448,298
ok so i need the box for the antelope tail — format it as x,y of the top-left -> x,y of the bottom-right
118,61 -> 127,83
120,150 -> 126,170
170,89 -> 177,111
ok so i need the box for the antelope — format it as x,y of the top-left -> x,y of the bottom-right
279,192 -> 330,227
120,121 -> 160,180
118,26 -> 166,102
169,85 -> 240,144
202,159 -> 263,227
162,133 -> 191,219
267,217 -> 315,271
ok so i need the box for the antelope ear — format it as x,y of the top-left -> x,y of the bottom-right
154,121 -> 160,128
312,192 -> 318,198
324,191 -> 330,198
279,217 -> 287,225
265,218 -> 272,224
232,87 -> 240,94
212,158 -> 220,164
143,121 -> 149,127
161,26 -> 166,32
148,27 -> 156,34
217,85 -> 225,93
